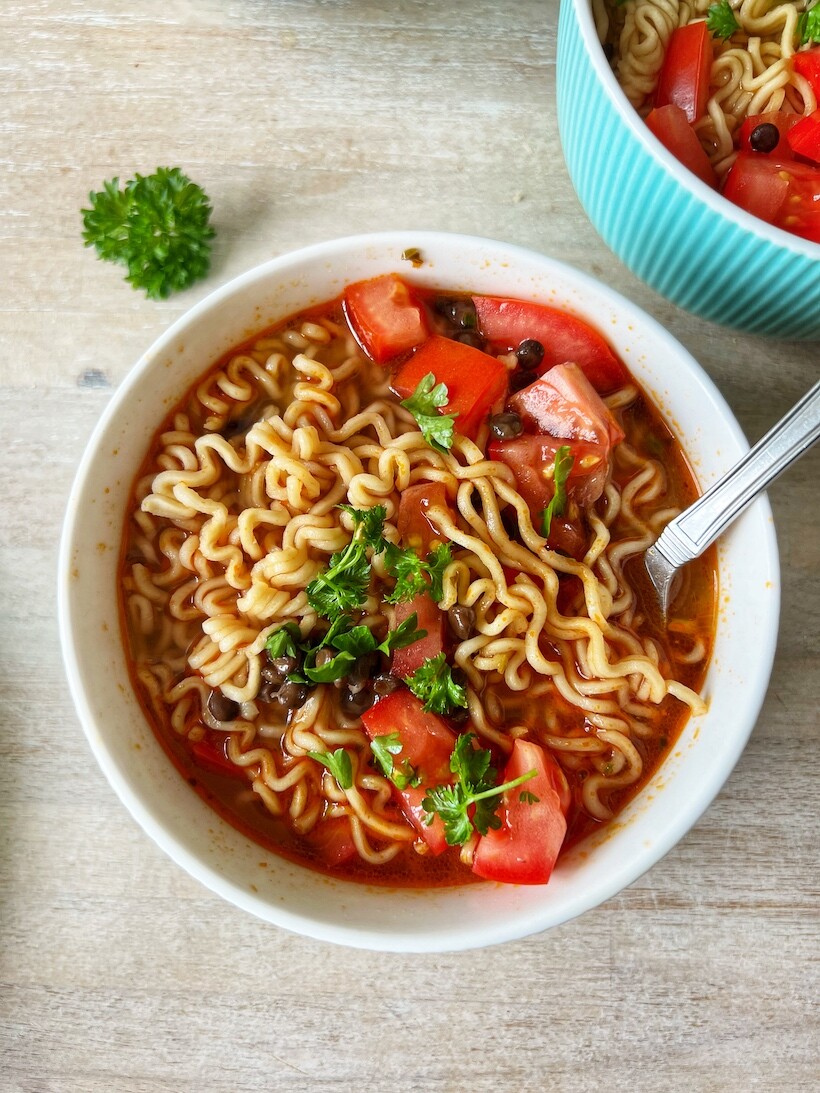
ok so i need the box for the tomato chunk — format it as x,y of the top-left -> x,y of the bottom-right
390,593 -> 445,678
306,816 -> 358,867
773,159 -> 820,242
397,481 -> 451,554
472,296 -> 627,394
360,689 -> 456,854
654,22 -> 712,123
509,362 -> 624,448
392,335 -> 508,440
738,111 -> 799,158
343,274 -> 428,364
494,363 -> 624,510
646,104 -> 717,188
786,111 -> 820,165
792,47 -> 820,102
722,153 -> 791,224
190,735 -> 249,781
472,740 -> 569,885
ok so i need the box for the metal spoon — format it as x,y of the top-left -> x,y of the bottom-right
644,378 -> 820,620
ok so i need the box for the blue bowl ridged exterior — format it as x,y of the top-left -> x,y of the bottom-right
557,0 -> 820,340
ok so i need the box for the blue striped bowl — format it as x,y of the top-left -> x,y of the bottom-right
557,0 -> 820,340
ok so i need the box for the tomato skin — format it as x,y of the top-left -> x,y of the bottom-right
786,112 -> 820,165
792,47 -> 820,101
392,335 -> 508,440
723,153 -> 790,222
654,22 -> 712,123
721,154 -> 820,241
390,593 -> 445,678
190,735 -> 248,781
738,111 -> 799,158
397,481 -> 450,554
472,296 -> 627,394
490,433 -> 609,518
343,274 -> 429,364
306,816 -> 358,867
646,104 -> 717,188
508,363 -> 624,448
360,689 -> 456,854
472,740 -> 569,885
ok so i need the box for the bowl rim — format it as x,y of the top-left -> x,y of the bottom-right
58,231 -> 781,951
571,0 -> 820,261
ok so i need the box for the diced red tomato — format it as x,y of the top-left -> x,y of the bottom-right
738,111 -> 799,158
472,296 -> 627,394
787,111 -> 820,165
360,689 -> 456,855
720,152 -> 820,241
190,735 -> 248,781
397,481 -> 451,554
343,274 -> 429,364
646,104 -> 717,188
509,363 -> 624,448
722,153 -> 790,223
305,816 -> 358,867
792,46 -> 820,101
654,22 -> 712,123
390,593 -> 445,678
490,433 -> 609,518
773,159 -> 820,242
493,363 -> 623,512
472,740 -> 569,885
392,335 -> 508,440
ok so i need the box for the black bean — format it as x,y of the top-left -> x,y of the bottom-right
454,330 -> 486,351
208,690 -> 240,722
262,654 -> 298,683
314,648 -> 334,668
373,673 -> 400,697
509,369 -> 535,394
749,122 -> 780,153
447,604 -> 476,640
257,682 -> 279,704
348,653 -> 377,691
436,297 -> 478,330
449,705 -> 470,727
340,687 -> 375,718
275,682 -> 310,711
489,411 -> 523,440
516,339 -> 545,371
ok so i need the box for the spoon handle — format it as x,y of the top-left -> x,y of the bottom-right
655,378 -> 820,567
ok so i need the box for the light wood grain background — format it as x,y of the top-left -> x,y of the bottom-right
1,2 -> 818,1091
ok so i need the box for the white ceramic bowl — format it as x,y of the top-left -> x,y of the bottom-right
58,232 -> 780,951
557,0 -> 820,339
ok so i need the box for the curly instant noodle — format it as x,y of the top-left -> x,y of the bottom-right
121,284 -> 715,887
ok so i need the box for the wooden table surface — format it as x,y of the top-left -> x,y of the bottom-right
2,2 -> 818,1090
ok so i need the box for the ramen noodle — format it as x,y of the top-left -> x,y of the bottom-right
120,275 -> 716,887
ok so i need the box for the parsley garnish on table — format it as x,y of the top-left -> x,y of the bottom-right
81,167 -> 215,299
404,652 -> 468,715
541,445 -> 574,538
422,734 -> 538,846
401,373 -> 458,452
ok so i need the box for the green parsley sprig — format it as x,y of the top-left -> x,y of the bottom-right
81,167 -> 215,299
798,2 -> 820,45
401,373 -> 458,453
422,734 -> 538,846
404,651 -> 468,715
264,612 -> 425,686
706,0 -> 740,40
384,541 -> 452,604
370,733 -> 422,790
306,505 -> 388,618
541,445 -> 575,538
307,747 -> 354,790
